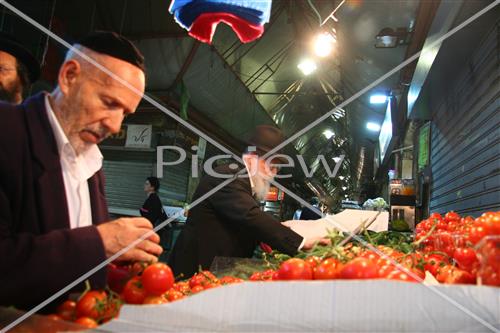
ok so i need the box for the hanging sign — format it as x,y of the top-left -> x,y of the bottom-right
125,124 -> 152,148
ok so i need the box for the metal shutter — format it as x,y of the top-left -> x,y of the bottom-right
429,24 -> 500,216
102,149 -> 155,214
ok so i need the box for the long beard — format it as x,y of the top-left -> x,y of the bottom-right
252,173 -> 273,201
0,86 -> 18,103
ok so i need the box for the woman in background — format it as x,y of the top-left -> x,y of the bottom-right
140,177 -> 165,226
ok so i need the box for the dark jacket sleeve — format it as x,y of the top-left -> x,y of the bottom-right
0,187 -> 108,309
208,176 -> 303,256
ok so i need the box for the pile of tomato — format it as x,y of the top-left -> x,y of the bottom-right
47,264 -> 245,328
48,211 -> 499,328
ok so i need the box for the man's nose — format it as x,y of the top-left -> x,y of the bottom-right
101,112 -> 124,134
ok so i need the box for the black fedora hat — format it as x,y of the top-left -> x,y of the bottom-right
246,125 -> 287,163
0,33 -> 40,82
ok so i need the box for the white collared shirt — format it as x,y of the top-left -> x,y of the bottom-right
45,94 -> 103,229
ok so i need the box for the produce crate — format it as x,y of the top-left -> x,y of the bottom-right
99,280 -> 500,332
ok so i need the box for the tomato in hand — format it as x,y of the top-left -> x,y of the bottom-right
141,263 -> 175,296
122,277 -> 147,304
277,258 -> 313,280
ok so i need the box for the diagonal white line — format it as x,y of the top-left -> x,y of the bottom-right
261,0 -> 500,160
0,175 -> 237,333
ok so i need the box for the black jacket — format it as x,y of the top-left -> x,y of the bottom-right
168,164 -> 303,278
299,206 -> 322,220
140,192 -> 164,226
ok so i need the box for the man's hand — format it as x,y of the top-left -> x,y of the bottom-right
301,237 -> 331,251
96,217 -> 162,263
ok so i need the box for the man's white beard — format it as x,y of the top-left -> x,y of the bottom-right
252,172 -> 273,201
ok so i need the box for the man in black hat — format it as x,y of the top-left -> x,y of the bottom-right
0,31 -> 162,310
0,33 -> 40,104
168,125 -> 327,279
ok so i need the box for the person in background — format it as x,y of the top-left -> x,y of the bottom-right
0,31 -> 162,310
299,197 -> 323,220
0,33 -> 40,104
140,176 -> 166,226
168,125 -> 329,279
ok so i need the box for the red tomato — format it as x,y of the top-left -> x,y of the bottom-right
107,263 -> 131,294
429,212 -> 443,221
74,316 -> 98,328
165,289 -> 185,302
305,256 -> 321,268
189,271 -> 218,288
190,285 -> 204,294
386,270 -> 419,283
141,263 -> 175,296
424,254 -> 448,276
468,225 -> 487,244
57,300 -> 76,321
277,258 -> 313,280
76,291 -> 107,320
445,211 -> 460,222
173,281 -> 190,294
143,296 -> 168,304
313,259 -> 342,280
339,258 -> 379,279
453,247 -> 478,271
122,277 -> 147,304
436,265 -> 476,284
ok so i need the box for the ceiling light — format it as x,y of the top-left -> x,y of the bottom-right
297,59 -> 317,75
369,94 -> 387,104
366,122 -> 381,131
375,28 -> 398,48
323,129 -> 335,139
313,32 -> 336,57
339,176 -> 345,180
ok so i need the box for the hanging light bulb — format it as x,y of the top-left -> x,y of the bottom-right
297,58 -> 317,75
313,32 -> 336,57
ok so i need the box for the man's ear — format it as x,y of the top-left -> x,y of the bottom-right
58,59 -> 81,95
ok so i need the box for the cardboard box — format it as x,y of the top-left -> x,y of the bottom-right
99,281 -> 499,332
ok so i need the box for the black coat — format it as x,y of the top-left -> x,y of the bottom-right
299,206 -> 322,220
0,93 -> 109,310
140,192 -> 164,226
168,164 -> 303,279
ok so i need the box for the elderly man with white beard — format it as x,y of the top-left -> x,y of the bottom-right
168,125 -> 327,279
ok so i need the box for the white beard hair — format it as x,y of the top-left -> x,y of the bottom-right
252,172 -> 273,201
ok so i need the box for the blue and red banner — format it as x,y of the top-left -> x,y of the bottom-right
169,0 -> 272,44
